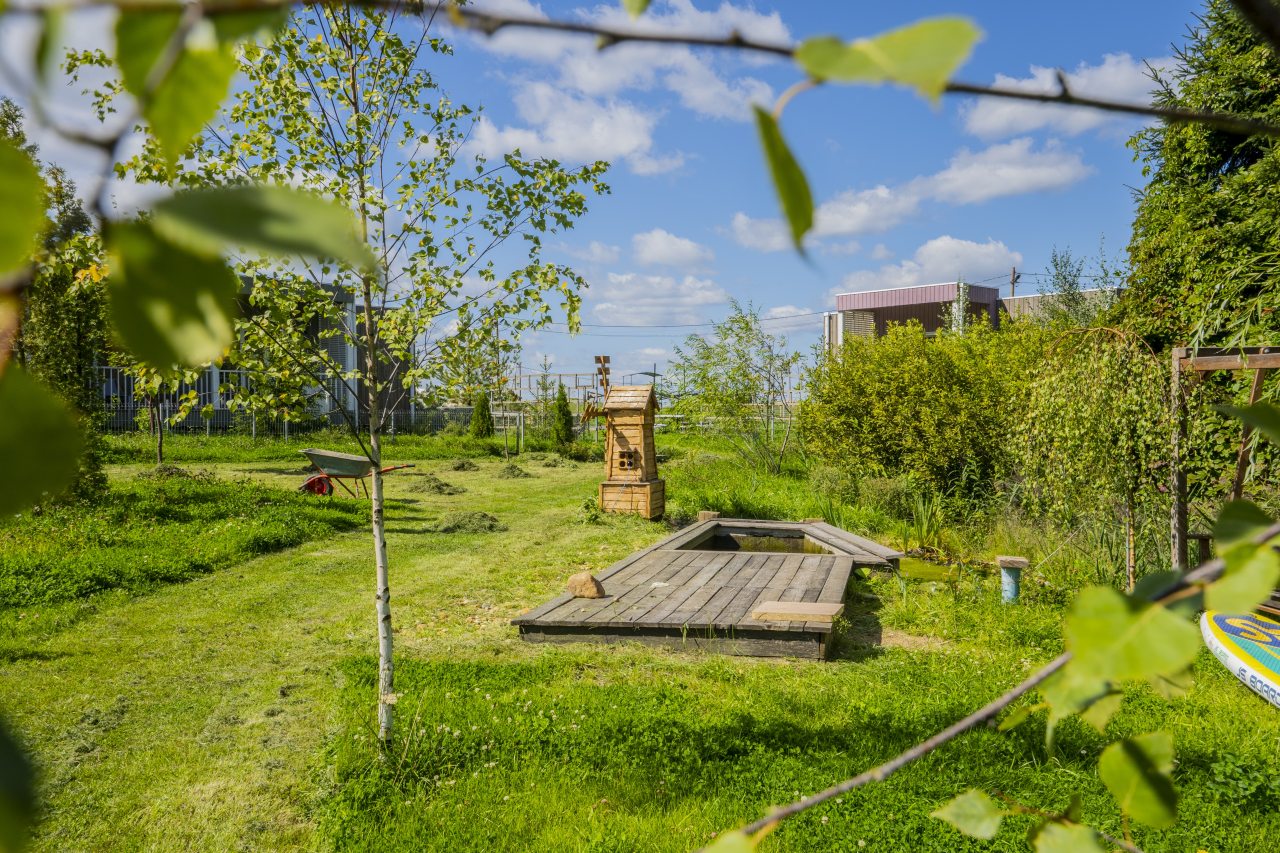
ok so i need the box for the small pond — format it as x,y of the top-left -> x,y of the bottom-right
680,532 -> 833,554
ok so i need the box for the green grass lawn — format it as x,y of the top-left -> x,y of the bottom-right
1,448 -> 1277,850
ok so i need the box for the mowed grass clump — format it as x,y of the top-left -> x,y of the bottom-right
406,473 -> 466,495
0,475 -> 365,608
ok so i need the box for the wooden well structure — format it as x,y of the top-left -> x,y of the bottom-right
597,384 -> 664,520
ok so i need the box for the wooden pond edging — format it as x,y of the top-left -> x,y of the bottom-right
513,518 -> 902,659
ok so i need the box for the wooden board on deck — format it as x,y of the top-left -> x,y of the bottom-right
751,601 -> 845,622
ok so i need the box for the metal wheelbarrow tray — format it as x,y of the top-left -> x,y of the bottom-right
298,448 -> 414,498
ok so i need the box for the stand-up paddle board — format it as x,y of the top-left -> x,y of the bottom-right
1201,611 -> 1280,708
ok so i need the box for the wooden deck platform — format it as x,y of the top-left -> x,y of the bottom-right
513,518 -> 902,659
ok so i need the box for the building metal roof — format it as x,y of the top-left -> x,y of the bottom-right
834,282 -> 1001,312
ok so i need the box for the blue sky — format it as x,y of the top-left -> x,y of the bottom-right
0,0 -> 1201,381
429,0 -> 1196,378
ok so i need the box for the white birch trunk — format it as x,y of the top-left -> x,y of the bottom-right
361,280 -> 394,745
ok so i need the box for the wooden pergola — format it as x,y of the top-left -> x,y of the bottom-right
1169,345 -> 1280,573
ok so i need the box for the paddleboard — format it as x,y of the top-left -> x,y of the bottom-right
1201,610 -> 1280,709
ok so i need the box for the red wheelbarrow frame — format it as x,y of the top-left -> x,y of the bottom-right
298,448 -> 414,498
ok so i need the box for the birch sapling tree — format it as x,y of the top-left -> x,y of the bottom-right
110,6 -> 609,742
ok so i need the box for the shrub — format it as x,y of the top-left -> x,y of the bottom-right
551,383 -> 575,446
469,391 -> 494,439
799,322 -> 1046,497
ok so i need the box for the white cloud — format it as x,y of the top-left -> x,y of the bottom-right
836,236 -> 1022,296
636,346 -> 669,358
469,0 -> 787,122
870,243 -> 893,261
592,271 -> 728,325
469,83 -> 681,174
819,239 -> 861,257
761,304 -> 816,333
814,185 -> 921,237
962,53 -> 1174,139
730,139 -> 1089,251
729,212 -> 793,253
632,228 -> 714,268
927,138 -> 1092,204
564,240 -> 621,264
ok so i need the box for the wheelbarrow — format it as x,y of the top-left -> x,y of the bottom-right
298,448 -> 414,498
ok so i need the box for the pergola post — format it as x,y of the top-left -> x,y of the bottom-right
1170,347 -> 1189,574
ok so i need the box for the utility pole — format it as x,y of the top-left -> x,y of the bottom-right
1009,266 -> 1021,297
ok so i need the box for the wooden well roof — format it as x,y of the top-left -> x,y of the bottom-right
602,385 -> 658,412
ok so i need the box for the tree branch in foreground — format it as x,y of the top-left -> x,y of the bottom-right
6,1 -> 1280,137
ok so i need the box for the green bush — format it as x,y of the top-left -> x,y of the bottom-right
469,391 -> 494,439
799,322 -> 1046,497
551,383 -> 575,446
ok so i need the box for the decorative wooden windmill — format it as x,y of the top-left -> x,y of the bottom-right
595,384 -> 664,520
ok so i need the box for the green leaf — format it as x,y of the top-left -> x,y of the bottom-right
151,185 -> 377,271
795,17 -> 982,100
931,789 -> 1003,840
35,7 -> 64,85
1041,662 -> 1117,731
620,0 -> 650,18
1221,402 -> 1280,448
106,221 -> 240,368
0,368 -> 83,516
1030,821 -> 1104,853
1150,668 -> 1194,700
753,106 -> 813,253
1214,500 -> 1274,545
1098,732 -> 1177,828
0,138 -> 46,278
0,717 -> 35,853
703,830 -> 755,852
1206,541 -> 1280,613
997,702 -> 1045,732
114,12 -> 278,172
1065,585 -> 1201,683
1079,691 -> 1123,732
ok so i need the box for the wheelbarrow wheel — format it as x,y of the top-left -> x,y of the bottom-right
300,474 -> 334,496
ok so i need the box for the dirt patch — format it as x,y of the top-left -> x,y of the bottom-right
406,473 -> 465,495
846,620 -> 950,651
447,459 -> 479,472
496,463 -> 532,479
429,511 -> 507,534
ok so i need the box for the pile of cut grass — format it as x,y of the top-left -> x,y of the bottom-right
406,473 -> 465,495
496,463 -> 532,479
428,511 -> 507,534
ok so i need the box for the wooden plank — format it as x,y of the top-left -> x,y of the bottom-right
1181,352 -> 1280,372
517,624 -> 823,659
770,554 -> 825,632
611,551 -> 711,625
632,551 -> 733,625
808,522 -> 903,561
805,556 -> 854,631
552,551 -> 673,626
693,554 -> 778,627
657,553 -> 753,628
751,601 -> 845,622
708,554 -> 782,628
584,550 -> 697,624
733,553 -> 807,631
